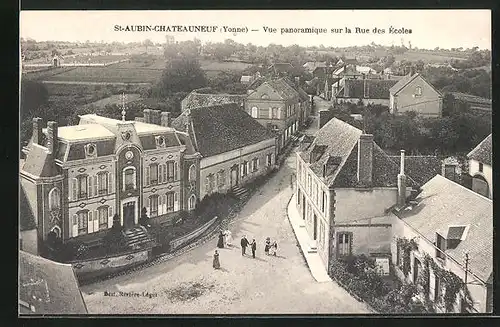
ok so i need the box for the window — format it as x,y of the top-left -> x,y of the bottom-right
434,274 -> 441,302
267,154 -> 273,166
415,86 -> 422,96
76,211 -> 88,235
307,174 -> 312,194
479,162 -> 484,172
149,195 -> 159,217
123,167 -> 136,191
337,232 -> 352,257
158,163 -> 166,183
272,107 -> 279,119
320,221 -> 326,248
166,192 -> 175,212
189,164 -> 196,181
48,187 -> 61,211
97,172 -> 108,195
188,194 -> 196,210
251,106 -> 258,118
98,206 -> 108,230
77,175 -> 88,199
166,161 -> 175,182
321,191 -> 326,213
150,164 -> 159,185
436,232 -> 446,260
252,158 -> 259,172
217,170 -> 225,188
241,162 -> 248,177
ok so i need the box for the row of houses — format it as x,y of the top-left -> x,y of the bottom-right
293,116 -> 493,313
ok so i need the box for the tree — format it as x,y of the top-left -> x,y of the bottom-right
143,38 -> 154,52
156,57 -> 207,95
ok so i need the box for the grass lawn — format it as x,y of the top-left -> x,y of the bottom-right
42,66 -> 163,83
82,93 -> 142,109
199,59 -> 253,71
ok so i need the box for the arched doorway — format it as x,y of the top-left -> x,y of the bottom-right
472,174 -> 489,198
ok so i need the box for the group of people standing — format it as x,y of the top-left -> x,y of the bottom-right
213,231 -> 279,269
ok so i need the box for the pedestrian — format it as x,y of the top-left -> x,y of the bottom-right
213,250 -> 220,269
250,239 -> 257,258
225,230 -> 233,247
217,230 -> 224,248
240,235 -> 249,256
264,237 -> 271,255
270,241 -> 278,256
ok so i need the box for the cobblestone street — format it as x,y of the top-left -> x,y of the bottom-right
80,104 -> 370,314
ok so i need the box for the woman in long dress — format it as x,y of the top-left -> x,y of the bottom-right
213,250 -> 220,269
217,231 -> 224,248
264,237 -> 271,255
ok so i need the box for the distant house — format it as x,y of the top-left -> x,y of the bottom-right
295,118 -> 430,273
449,92 -> 491,113
246,76 -> 266,94
332,78 -> 399,106
303,61 -> 327,73
467,134 -> 492,199
240,75 -> 255,85
282,77 -> 313,127
245,78 -> 301,152
172,104 -> 277,200
181,90 -> 246,112
389,73 -> 443,118
19,251 -> 88,314
391,175 -> 493,313
268,62 -> 294,76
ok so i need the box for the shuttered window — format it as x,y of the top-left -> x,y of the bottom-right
150,164 -> 159,185
108,172 -> 114,194
166,192 -> 175,212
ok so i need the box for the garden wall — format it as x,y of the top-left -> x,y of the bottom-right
70,247 -> 152,281
169,216 -> 218,252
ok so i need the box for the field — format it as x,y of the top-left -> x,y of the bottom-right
199,59 -> 253,71
306,49 -> 467,63
41,66 -> 163,83
82,93 -> 142,109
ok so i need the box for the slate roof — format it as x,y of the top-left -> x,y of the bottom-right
265,79 -> 300,100
181,91 -> 246,111
303,61 -> 327,72
341,79 -> 398,99
268,62 -> 293,73
299,117 -> 419,188
19,251 -> 88,314
282,78 -> 310,102
171,103 -> 275,157
394,175 -> 492,282
467,134 -> 492,166
247,77 -> 266,90
389,155 -> 441,187
55,124 -> 115,141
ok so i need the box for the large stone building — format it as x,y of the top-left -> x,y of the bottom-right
172,103 -> 277,200
295,117 -> 433,273
245,78 -> 302,152
389,73 -> 443,117
19,110 -> 197,253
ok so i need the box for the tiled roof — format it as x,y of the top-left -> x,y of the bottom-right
300,118 -> 420,188
247,77 -> 266,90
265,79 -> 300,100
450,92 -> 491,107
282,78 -> 310,101
394,175 -> 492,282
303,61 -> 327,71
21,144 -> 60,177
182,91 -> 246,111
19,251 -> 88,314
467,134 -> 492,166
269,62 -> 293,73
389,155 -> 441,187
342,79 -> 398,99
389,73 -> 415,94
171,103 -> 275,157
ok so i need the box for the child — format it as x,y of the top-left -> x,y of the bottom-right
270,241 -> 278,256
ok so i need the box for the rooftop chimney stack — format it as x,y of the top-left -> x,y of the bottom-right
152,110 -> 161,125
357,134 -> 374,187
161,111 -> 172,127
143,109 -> 151,124
397,150 -> 407,208
46,121 -> 58,155
32,117 -> 43,145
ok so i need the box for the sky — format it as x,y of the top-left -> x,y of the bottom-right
20,10 -> 491,50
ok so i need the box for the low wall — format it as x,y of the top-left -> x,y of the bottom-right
169,216 -> 219,252
70,247 -> 152,281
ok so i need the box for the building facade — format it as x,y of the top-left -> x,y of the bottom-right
467,134 -> 492,199
389,73 -> 443,117
172,103 -> 277,200
391,175 -> 493,313
19,110 -> 198,251
245,78 -> 301,152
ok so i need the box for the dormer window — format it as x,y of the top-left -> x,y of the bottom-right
261,94 -> 270,100
85,143 -> 97,158
415,86 -> 422,97
155,135 -> 165,148
479,162 -> 484,172
446,225 -> 469,249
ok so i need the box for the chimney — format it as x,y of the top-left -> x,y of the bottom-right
161,111 -> 172,127
357,134 -> 373,187
32,117 -> 43,145
185,115 -> 191,134
46,121 -> 58,155
294,76 -> 300,86
323,164 -> 327,178
152,110 -> 161,125
143,109 -> 151,124
397,150 -> 407,207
